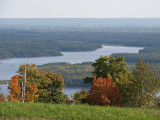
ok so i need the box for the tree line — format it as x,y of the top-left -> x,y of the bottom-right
1,56 -> 160,108
6,64 -> 69,103
38,62 -> 93,87
83,56 -> 160,108
1,28 -> 160,61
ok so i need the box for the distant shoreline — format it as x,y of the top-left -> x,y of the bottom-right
0,45 -> 144,61
0,80 -> 10,84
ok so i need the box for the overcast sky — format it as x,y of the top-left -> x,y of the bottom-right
0,0 -> 160,18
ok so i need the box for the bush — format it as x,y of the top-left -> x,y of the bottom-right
0,92 -> 5,102
71,89 -> 88,104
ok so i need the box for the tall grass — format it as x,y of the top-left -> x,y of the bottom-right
0,102 -> 160,120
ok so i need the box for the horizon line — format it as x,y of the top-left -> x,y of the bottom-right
0,17 -> 160,19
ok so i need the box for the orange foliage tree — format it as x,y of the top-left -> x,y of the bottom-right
8,75 -> 39,102
8,75 -> 21,101
87,77 -> 122,106
25,84 -> 39,103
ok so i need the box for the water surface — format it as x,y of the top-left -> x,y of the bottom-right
0,45 -> 144,98
0,45 -> 143,80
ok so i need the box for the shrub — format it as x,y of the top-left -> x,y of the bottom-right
71,89 -> 88,104
0,92 -> 5,102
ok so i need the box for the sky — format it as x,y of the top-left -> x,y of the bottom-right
0,0 -> 160,18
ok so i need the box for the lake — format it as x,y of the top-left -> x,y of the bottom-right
1,84 -> 159,99
0,84 -> 89,98
0,45 -> 144,98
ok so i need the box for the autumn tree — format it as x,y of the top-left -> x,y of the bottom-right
17,64 -> 69,103
8,75 -> 21,102
25,84 -> 39,103
87,77 -> 122,106
127,60 -> 160,108
17,64 -> 43,85
17,64 -> 43,102
84,56 -> 131,105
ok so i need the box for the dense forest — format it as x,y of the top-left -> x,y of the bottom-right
0,18 -> 160,61
38,61 -> 160,87
0,29 -> 160,60
38,62 -> 93,87
112,42 -> 160,63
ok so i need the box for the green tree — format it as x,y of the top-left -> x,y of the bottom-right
17,64 -> 43,86
38,71 -> 69,103
84,56 -> 130,84
83,56 -> 131,105
128,60 -> 160,108
71,89 -> 88,103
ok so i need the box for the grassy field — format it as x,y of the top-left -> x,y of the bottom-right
0,102 -> 160,120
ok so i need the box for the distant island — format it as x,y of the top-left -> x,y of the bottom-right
0,18 -> 160,65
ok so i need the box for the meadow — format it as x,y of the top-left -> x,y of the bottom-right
0,102 -> 160,120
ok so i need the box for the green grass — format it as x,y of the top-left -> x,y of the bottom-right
0,102 -> 160,120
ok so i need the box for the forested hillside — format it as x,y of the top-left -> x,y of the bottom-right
0,18 -> 160,60
113,47 -> 160,63
38,61 -> 160,87
38,62 -> 93,87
